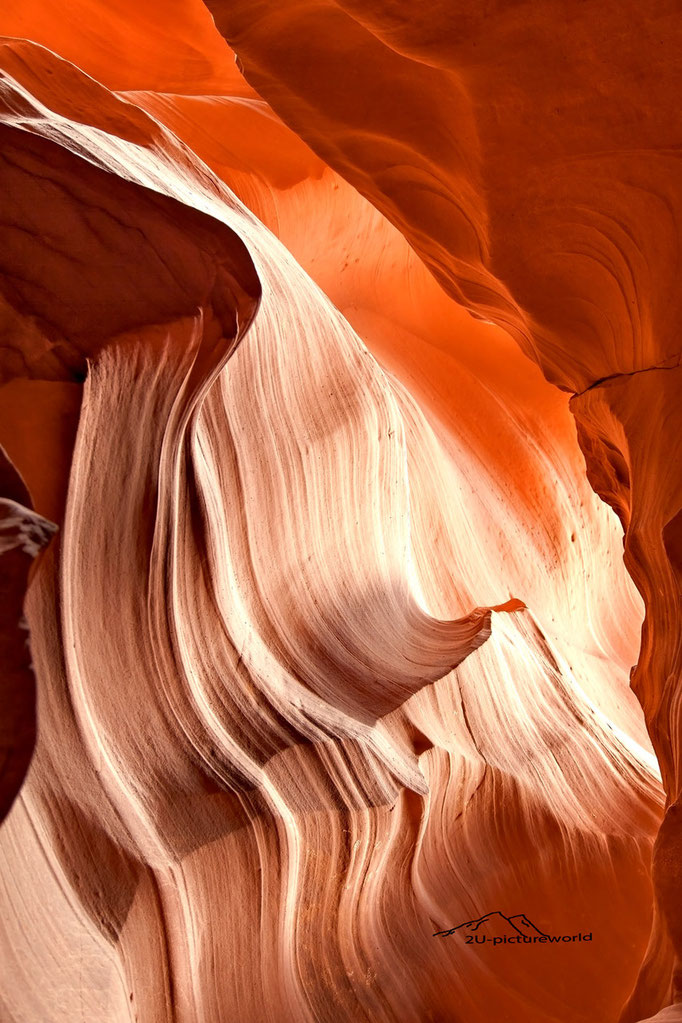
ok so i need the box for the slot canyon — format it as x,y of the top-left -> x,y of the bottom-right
0,2 -> 680,1021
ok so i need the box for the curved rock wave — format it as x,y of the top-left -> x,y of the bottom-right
0,8 -> 672,1023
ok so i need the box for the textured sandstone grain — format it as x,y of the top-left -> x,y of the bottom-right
0,4 -> 678,1023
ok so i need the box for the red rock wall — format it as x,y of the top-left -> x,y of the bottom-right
0,3 -> 678,1021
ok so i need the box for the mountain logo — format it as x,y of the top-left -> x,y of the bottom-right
433,911 -> 592,946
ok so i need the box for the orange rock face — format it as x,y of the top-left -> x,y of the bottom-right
0,3 -> 678,1022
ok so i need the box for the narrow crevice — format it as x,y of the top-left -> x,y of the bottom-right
570,355 -> 682,401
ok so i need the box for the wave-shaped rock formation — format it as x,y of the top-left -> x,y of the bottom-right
0,2 -> 677,1021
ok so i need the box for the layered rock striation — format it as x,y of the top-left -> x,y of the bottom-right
0,3 -> 677,1022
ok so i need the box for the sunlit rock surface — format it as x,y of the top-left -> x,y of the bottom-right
0,3 -> 676,1021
